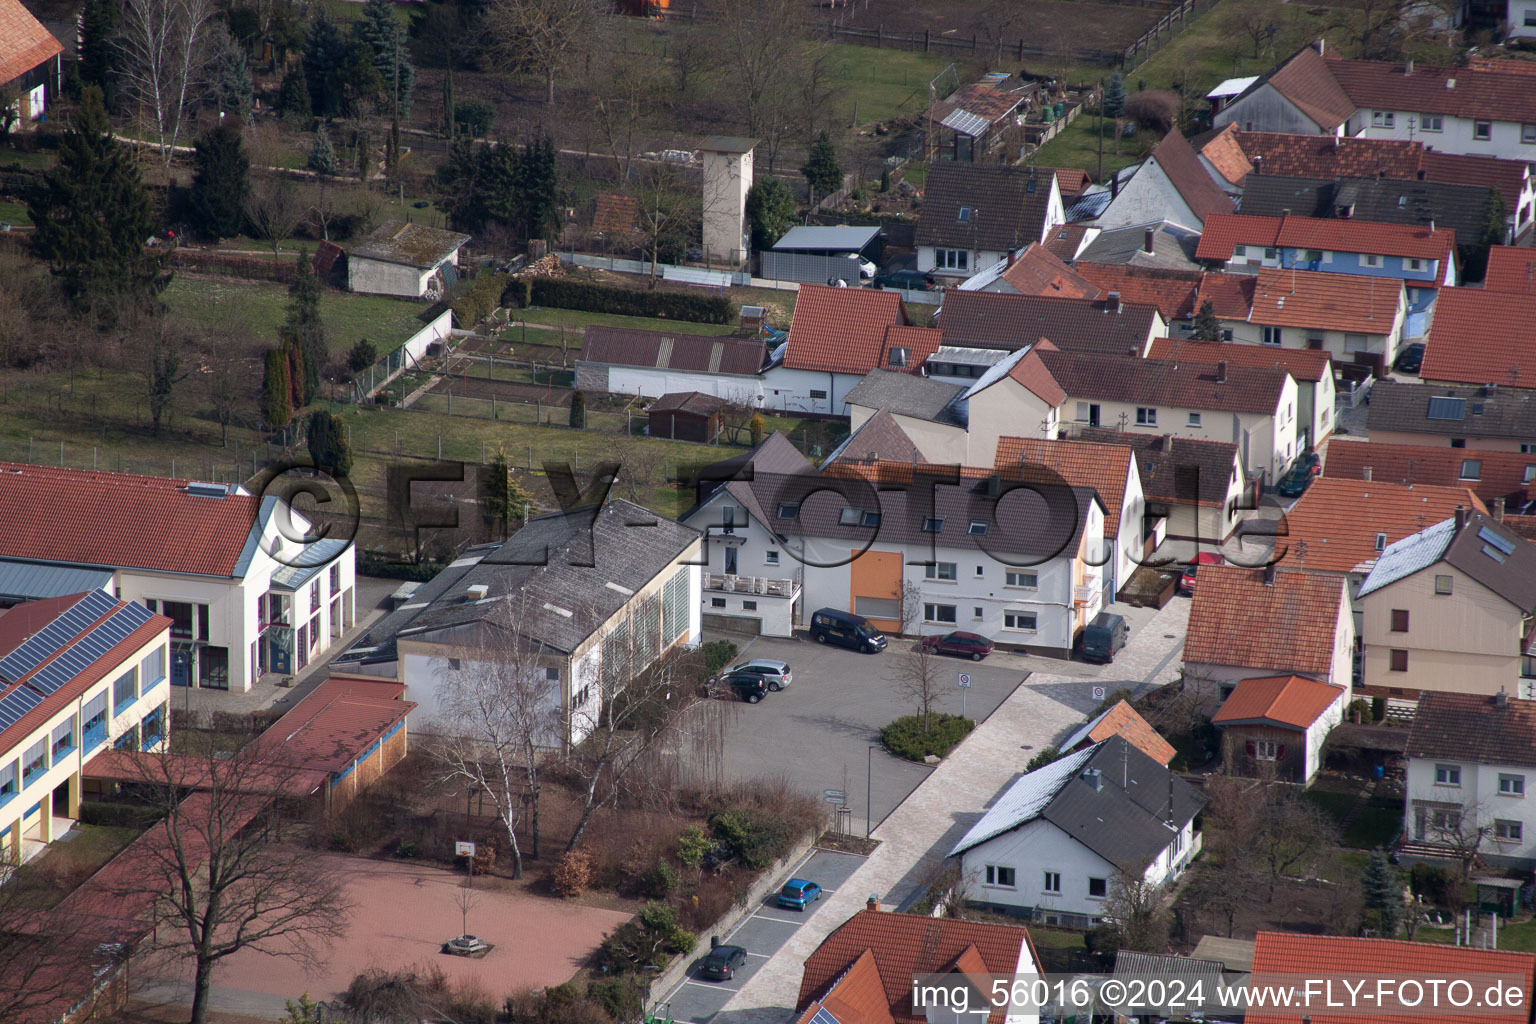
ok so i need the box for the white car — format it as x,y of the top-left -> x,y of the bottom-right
837,253 -> 877,279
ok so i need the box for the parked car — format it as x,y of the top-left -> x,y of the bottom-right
836,252 -> 877,278
1393,342 -> 1425,374
776,878 -> 823,910
874,269 -> 933,290
718,671 -> 769,703
919,631 -> 994,661
1178,552 -> 1223,594
1078,611 -> 1128,664
810,608 -> 887,653
1276,461 -> 1320,499
699,944 -> 748,980
725,658 -> 792,691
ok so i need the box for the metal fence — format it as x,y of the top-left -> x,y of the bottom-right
560,252 -> 752,286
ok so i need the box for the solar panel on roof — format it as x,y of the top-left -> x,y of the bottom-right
0,685 -> 43,730
1478,526 -> 1516,556
0,589 -> 117,681
807,1008 -> 844,1024
1426,396 -> 1465,421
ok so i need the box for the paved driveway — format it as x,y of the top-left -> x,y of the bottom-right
659,849 -> 867,1024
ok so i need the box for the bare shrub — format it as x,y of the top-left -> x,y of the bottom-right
552,849 -> 595,897
1124,90 -> 1182,132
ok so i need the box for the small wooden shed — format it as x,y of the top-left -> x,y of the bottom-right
648,392 -> 724,443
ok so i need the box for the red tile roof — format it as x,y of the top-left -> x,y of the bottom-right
1184,567 -> 1347,677
1005,345 -> 1066,406
0,0 -> 61,88
592,192 -> 639,235
0,462 -> 265,577
797,909 -> 1036,1024
993,435 -> 1134,537
1323,440 -> 1536,507
250,674 -> 413,775
1421,287 -> 1536,390
992,242 -> 1101,299
1193,271 -> 1258,318
1074,699 -> 1178,765
1074,263 -> 1203,320
1248,931 -> 1536,1024
1147,337 -> 1332,382
1483,246 -> 1536,296
1043,223 -> 1093,261
1213,673 -> 1344,729
1235,130 -> 1423,182
1247,266 -> 1404,334
1263,45 -> 1358,130
1043,166 -> 1092,197
1198,124 -> 1253,186
793,949 -> 895,1024
1196,212 -> 1457,262
1277,476 -> 1487,573
784,284 -> 910,374
1148,130 -> 1235,223
1326,55 -> 1536,127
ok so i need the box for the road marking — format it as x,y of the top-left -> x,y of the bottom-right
745,951 -> 773,958
682,980 -> 736,990
752,912 -> 807,925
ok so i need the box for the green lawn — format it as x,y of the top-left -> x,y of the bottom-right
823,43 -> 954,125
505,306 -> 738,339
164,277 -> 431,351
0,199 -> 30,226
1414,918 -> 1536,952
1345,804 -> 1404,850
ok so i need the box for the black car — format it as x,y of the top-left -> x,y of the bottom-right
1393,342 -> 1425,374
1277,462 -> 1317,498
874,269 -> 933,290
700,944 -> 748,980
719,671 -> 768,704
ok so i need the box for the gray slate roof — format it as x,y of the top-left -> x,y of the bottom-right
773,225 -> 881,253
1367,381 -> 1536,441
1239,174 -> 1493,242
0,560 -> 114,604
1078,221 -> 1203,270
1076,428 -> 1242,505
826,409 -> 929,466
844,370 -> 965,422
350,221 -> 471,268
1360,511 -> 1536,610
937,290 -> 1158,355
951,740 -> 1205,871
916,163 -> 1056,252
338,500 -> 699,662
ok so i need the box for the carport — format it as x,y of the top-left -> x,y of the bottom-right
761,226 -> 882,284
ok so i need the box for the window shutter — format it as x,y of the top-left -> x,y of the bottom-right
1245,740 -> 1257,758
1277,744 -> 1287,760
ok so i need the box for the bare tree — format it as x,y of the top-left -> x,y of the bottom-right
710,0 -> 802,137
118,0 -> 216,168
131,318 -> 194,438
1105,868 -> 1173,953
209,351 -> 240,446
1420,798 -> 1492,881
895,641 -> 946,732
1253,791 -> 1339,896
485,0 -> 605,105
243,176 -> 305,259
594,52 -> 661,184
899,578 -> 924,635
0,875 -> 116,1024
429,598 -> 564,877
629,158 -> 695,278
114,738 -> 352,1024
1227,0 -> 1279,59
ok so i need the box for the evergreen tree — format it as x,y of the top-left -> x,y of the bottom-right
1460,190 -> 1507,284
354,0 -> 415,116
569,389 -> 586,429
189,121 -> 250,240
77,0 -> 119,109
801,131 -> 843,203
436,135 -> 485,232
284,337 -> 304,411
283,253 -> 326,406
340,41 -> 386,118
303,15 -> 349,118
29,86 -> 164,306
481,449 -> 533,538
1361,849 -> 1401,936
262,347 -> 292,428
745,178 -> 797,251
513,131 -> 559,242
205,23 -> 255,125
1103,72 -> 1127,118
306,410 -> 353,475
308,125 -> 339,177
275,64 -> 311,121
1191,299 -> 1221,341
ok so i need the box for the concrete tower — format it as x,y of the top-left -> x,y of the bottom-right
699,135 -> 756,267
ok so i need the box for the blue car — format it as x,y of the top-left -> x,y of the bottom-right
776,879 -> 823,910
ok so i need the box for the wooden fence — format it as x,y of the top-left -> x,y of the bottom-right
167,249 -> 300,284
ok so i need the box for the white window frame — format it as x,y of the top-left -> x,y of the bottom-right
1420,113 -> 1443,132
924,562 -> 958,581
1004,610 -> 1038,632
1255,739 -> 1278,761
1495,819 -> 1524,842
1435,764 -> 1461,786
924,603 -> 957,624
1005,570 -> 1038,589
1136,407 -> 1157,426
1499,774 -> 1525,796
1371,110 -> 1395,128
1406,257 -> 1426,272
1043,871 -> 1061,893
935,248 -> 970,271
1527,124 -> 1536,146
765,550 -> 780,565
1360,253 -> 1384,268
984,864 -> 1016,888
1187,412 -> 1202,427
1474,120 -> 1492,141
1262,326 -> 1282,346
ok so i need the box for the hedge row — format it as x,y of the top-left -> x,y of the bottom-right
881,714 -> 976,762
80,802 -> 162,829
507,277 -> 734,325
450,272 -> 511,329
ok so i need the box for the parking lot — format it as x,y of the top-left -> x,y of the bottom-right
657,849 -> 867,1024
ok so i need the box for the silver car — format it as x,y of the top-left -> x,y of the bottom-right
727,658 -> 792,691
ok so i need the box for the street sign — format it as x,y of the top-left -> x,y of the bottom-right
455,841 -> 477,858
958,673 -> 972,688
823,789 -> 847,803
1091,685 -> 1106,701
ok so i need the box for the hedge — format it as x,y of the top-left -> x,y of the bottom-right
450,272 -> 510,329
79,802 -> 163,829
508,277 -> 734,325
881,714 -> 976,762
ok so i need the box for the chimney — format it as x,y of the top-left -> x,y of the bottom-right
1006,248 -> 1019,268
1405,58 -> 1414,75
1496,688 -> 1509,708
1215,359 -> 1227,384
1417,168 -> 1426,180
1263,564 -> 1277,586
1111,171 -> 1120,199
1106,291 -> 1122,313
1495,497 -> 1507,522
1082,768 -> 1103,792
1429,218 -> 1435,233
1314,37 -> 1325,55
1281,207 -> 1291,218
1252,154 -> 1262,175
1454,505 -> 1468,532
1363,466 -> 1373,482
1144,227 -> 1156,254
866,894 -> 881,911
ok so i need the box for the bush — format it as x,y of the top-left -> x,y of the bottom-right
677,824 -> 712,869
450,272 -> 510,329
78,802 -> 160,829
586,979 -> 643,1023
553,848 -> 595,897
1123,89 -> 1181,132
699,640 -> 738,675
1094,688 -> 1133,715
1025,746 -> 1060,772
347,338 -> 378,373
710,808 -> 794,870
881,713 -> 976,762
455,99 -> 495,137
395,840 -> 419,858
512,276 -> 734,324
639,859 -> 680,898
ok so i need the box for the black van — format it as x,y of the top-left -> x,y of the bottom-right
809,608 -> 888,653
1079,612 -> 1128,664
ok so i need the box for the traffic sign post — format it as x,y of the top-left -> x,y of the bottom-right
1092,685 -> 1106,702
958,672 -> 971,718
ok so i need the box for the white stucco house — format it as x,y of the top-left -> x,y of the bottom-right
1095,131 -> 1235,232
950,740 -> 1205,929
915,163 -> 1066,281
348,221 -> 471,299
0,462 -> 356,694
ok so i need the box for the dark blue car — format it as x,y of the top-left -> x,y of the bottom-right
776,878 -> 823,910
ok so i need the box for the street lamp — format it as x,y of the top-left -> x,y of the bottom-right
867,744 -> 880,839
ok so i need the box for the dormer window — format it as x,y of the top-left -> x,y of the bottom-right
889,347 -> 908,368
958,206 -> 971,223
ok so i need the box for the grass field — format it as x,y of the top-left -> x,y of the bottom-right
1415,918 -> 1536,951
823,44 -> 955,125
163,277 -> 430,351
504,306 -> 739,339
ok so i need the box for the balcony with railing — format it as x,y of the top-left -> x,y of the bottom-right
704,574 -> 800,599
1073,574 -> 1101,604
